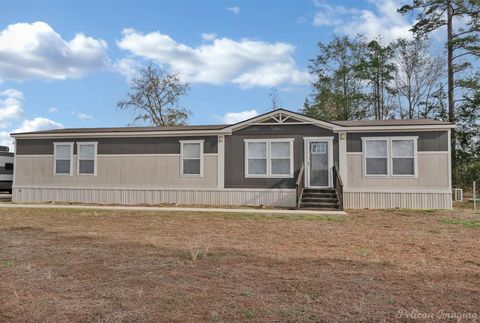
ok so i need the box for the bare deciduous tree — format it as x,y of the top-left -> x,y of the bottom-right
268,87 -> 281,110
117,65 -> 191,126
393,37 -> 445,119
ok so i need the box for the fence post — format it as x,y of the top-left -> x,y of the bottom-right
474,181 -> 477,211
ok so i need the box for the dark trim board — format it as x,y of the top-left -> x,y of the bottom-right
347,131 -> 448,152
15,136 -> 218,155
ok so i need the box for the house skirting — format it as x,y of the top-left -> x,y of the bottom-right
12,186 -> 296,208
344,191 -> 452,209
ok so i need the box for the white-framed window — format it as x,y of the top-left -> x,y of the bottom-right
362,137 -> 418,177
180,140 -> 203,177
311,142 -> 327,154
364,139 -> 389,176
245,139 -> 294,178
54,142 -> 74,176
77,142 -> 97,175
391,139 -> 416,176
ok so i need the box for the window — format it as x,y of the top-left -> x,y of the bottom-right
77,142 -> 97,175
392,140 -> 415,176
180,140 -> 203,176
364,139 -> 388,175
245,139 -> 293,178
54,143 -> 73,175
363,137 -> 417,177
311,142 -> 326,154
4,163 -> 13,171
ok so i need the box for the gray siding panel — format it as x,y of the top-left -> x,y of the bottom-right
347,131 -> 448,152
225,124 -> 337,189
16,136 -> 218,155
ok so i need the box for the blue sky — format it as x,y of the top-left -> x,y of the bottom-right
0,0 -> 419,147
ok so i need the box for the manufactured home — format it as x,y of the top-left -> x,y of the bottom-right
10,109 -> 454,209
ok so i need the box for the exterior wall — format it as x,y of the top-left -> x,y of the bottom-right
344,130 -> 451,209
14,154 -> 218,188
16,136 -> 218,155
12,187 -> 296,207
225,124 -> 338,188
346,153 -> 449,189
344,192 -> 452,209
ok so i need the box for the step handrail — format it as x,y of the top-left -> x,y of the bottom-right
332,162 -> 344,210
295,162 -> 305,209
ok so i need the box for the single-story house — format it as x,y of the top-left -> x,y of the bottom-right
10,109 -> 455,209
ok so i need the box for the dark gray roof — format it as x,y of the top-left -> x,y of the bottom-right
331,119 -> 454,127
13,124 -> 229,135
11,108 -> 454,136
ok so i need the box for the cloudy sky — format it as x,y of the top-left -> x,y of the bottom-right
0,0 -> 418,148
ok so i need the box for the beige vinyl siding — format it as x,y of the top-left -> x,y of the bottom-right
12,187 -> 296,207
14,154 -> 218,188
346,152 -> 449,189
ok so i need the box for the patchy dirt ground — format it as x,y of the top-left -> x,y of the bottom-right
0,205 -> 479,322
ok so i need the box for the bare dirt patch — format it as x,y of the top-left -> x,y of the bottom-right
0,207 -> 479,322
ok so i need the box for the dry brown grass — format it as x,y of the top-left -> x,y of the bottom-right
0,206 -> 479,322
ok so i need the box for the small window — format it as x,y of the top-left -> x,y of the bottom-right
392,140 -> 415,175
245,139 -> 293,178
54,143 -> 73,175
77,142 -> 97,175
180,141 -> 203,176
311,142 -> 326,154
4,163 -> 13,171
364,139 -> 388,175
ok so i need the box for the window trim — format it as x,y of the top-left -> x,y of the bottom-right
244,138 -> 294,178
362,136 -> 418,178
76,142 -> 98,176
53,142 -> 74,176
180,140 -> 204,177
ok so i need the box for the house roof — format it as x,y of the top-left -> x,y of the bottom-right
331,119 -> 454,127
14,124 -> 229,135
11,108 -> 455,138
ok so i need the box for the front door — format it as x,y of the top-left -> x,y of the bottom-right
305,139 -> 332,188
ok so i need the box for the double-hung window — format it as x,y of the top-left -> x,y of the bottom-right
245,139 -> 294,178
391,139 -> 415,176
364,139 -> 389,176
77,142 -> 97,175
54,142 -> 73,175
180,140 -> 203,176
363,137 -> 417,177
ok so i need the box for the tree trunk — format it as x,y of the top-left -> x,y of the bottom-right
447,0 -> 456,183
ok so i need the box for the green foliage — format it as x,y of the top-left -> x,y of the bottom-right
302,35 -> 368,120
440,218 -> 480,228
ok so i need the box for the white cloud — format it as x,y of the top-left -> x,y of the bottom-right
114,57 -> 143,82
201,33 -> 217,41
14,117 -> 63,133
222,109 -> 258,124
1,117 -> 63,150
48,107 -> 58,113
117,29 -> 310,87
227,6 -> 240,14
72,111 -> 93,120
0,89 -> 24,128
313,0 -> 414,42
0,21 -> 108,81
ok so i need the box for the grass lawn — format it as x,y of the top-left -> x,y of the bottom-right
0,206 -> 479,322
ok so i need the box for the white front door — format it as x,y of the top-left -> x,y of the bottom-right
305,138 -> 333,188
